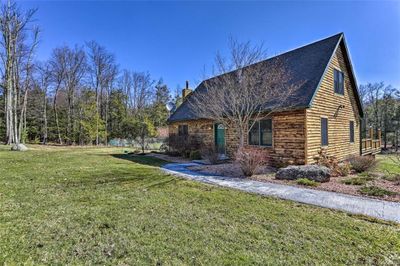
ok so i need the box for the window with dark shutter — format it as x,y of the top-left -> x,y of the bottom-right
350,121 -> 354,143
334,69 -> 344,95
321,118 -> 328,146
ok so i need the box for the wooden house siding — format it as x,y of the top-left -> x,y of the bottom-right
169,110 -> 306,166
168,119 -> 214,148
305,43 -> 361,163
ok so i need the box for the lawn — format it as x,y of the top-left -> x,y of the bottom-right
0,146 -> 399,265
377,154 -> 400,174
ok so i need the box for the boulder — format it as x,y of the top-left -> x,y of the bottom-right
10,144 -> 28,152
275,165 -> 330,182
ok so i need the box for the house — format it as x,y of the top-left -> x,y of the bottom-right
168,33 -> 381,165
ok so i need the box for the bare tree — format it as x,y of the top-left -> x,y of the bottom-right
48,47 -> 67,144
63,46 -> 86,144
0,0 -> 39,149
189,38 -> 302,148
87,41 -> 117,145
118,70 -> 154,113
36,62 -> 51,144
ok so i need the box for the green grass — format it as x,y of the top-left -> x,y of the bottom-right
359,186 -> 397,197
0,145 -> 399,264
376,154 -> 400,174
342,176 -> 374,186
296,178 -> 319,187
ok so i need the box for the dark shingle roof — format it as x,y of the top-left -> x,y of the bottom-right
169,33 -> 361,122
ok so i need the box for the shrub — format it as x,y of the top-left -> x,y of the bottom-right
336,162 -> 351,177
159,143 -> 168,153
201,145 -> 220,164
165,150 -> 180,157
235,148 -> 266,177
314,149 -> 338,169
383,174 -> 400,185
359,186 -> 396,197
296,178 -> 319,187
348,156 -> 376,173
274,159 -> 292,169
190,150 -> 202,160
342,176 -> 373,186
314,149 -> 351,177
166,134 -> 204,157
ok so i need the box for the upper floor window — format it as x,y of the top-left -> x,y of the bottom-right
178,125 -> 188,136
334,69 -> 344,95
349,121 -> 355,143
249,119 -> 272,147
321,117 -> 328,146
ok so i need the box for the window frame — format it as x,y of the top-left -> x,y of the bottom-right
349,121 -> 355,143
321,117 -> 329,147
248,119 -> 273,147
178,124 -> 188,137
334,69 -> 345,95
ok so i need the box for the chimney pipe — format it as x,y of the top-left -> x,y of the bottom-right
182,80 -> 192,101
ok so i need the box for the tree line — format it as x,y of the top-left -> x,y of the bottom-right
360,82 -> 400,150
0,1 -> 398,150
0,1 -> 180,148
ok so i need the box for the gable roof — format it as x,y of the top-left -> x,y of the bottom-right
169,33 -> 363,122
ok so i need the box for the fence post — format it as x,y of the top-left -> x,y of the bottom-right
377,129 -> 382,147
368,127 -> 373,148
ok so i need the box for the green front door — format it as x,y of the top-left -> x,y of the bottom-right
214,123 -> 225,154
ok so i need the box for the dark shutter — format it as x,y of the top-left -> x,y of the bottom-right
321,118 -> 328,146
350,121 -> 354,143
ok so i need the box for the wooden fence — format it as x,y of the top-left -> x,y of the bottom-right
361,127 -> 381,155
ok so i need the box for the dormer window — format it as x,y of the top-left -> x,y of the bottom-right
334,69 -> 344,95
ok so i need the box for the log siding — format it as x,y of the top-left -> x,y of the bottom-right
306,42 -> 361,163
167,35 -> 365,167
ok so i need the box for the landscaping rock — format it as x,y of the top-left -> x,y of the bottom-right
275,165 -> 331,182
10,144 -> 28,152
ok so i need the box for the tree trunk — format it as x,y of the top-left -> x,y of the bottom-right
53,92 -> 62,144
42,91 -> 47,144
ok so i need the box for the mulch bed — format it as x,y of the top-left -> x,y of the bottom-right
188,163 -> 400,202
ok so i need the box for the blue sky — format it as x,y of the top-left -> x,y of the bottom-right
20,1 -> 400,91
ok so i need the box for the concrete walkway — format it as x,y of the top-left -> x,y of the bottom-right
161,162 -> 400,223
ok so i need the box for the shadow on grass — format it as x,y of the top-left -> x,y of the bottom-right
57,165 -> 178,190
111,153 -> 168,167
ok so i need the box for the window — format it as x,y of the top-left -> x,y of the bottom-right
321,118 -> 328,146
178,125 -> 188,136
249,119 -> 272,147
350,121 -> 355,143
334,69 -> 344,95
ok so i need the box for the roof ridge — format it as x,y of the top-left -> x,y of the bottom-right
200,33 -> 343,84
169,33 -> 345,123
